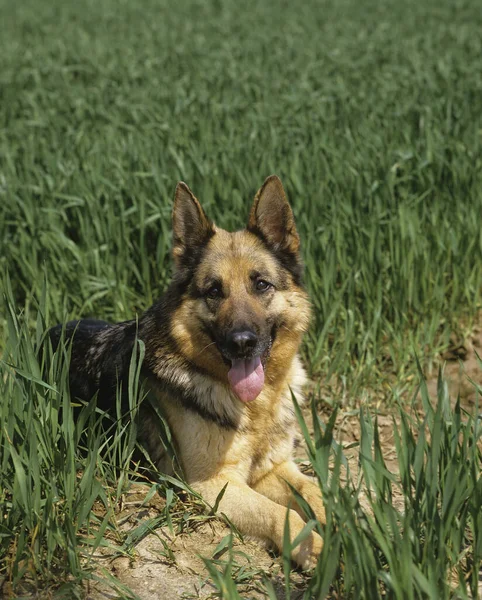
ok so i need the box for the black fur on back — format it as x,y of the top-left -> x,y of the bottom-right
49,318 -> 138,412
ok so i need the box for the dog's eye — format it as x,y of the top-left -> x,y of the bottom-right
206,284 -> 222,299
255,280 -> 272,292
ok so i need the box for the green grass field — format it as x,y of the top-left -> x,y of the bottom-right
1,0 -> 481,597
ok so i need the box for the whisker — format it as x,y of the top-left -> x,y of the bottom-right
194,340 -> 217,358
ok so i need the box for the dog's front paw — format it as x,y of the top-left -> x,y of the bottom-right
291,529 -> 323,571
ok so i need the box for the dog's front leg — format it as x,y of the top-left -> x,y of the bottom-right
193,477 -> 322,570
253,461 -> 326,526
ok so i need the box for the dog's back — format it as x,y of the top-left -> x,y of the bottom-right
49,319 -> 137,410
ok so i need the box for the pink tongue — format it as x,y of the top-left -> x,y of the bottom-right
228,356 -> 265,402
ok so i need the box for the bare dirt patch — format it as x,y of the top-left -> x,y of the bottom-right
88,519 -> 279,599
426,321 -> 482,409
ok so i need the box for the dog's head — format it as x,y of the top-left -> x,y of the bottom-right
169,175 -> 311,403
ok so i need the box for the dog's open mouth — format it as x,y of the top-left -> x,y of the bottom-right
228,356 -> 265,403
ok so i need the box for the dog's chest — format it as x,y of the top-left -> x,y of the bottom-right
242,395 -> 298,484
166,392 -> 298,485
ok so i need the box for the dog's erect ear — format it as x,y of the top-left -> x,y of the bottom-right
172,182 -> 214,267
248,175 -> 300,254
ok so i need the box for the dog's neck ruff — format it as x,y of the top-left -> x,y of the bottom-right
149,349 -> 306,431
150,357 -> 243,429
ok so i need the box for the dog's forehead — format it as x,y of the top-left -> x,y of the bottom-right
196,229 -> 278,281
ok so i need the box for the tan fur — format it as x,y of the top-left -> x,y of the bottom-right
151,176 -> 325,569
154,357 -> 325,569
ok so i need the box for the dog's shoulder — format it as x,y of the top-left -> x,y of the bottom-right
49,319 -> 138,409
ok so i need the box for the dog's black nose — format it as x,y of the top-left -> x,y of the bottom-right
226,330 -> 258,356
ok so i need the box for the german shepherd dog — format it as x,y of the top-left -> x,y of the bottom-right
50,176 -> 325,569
